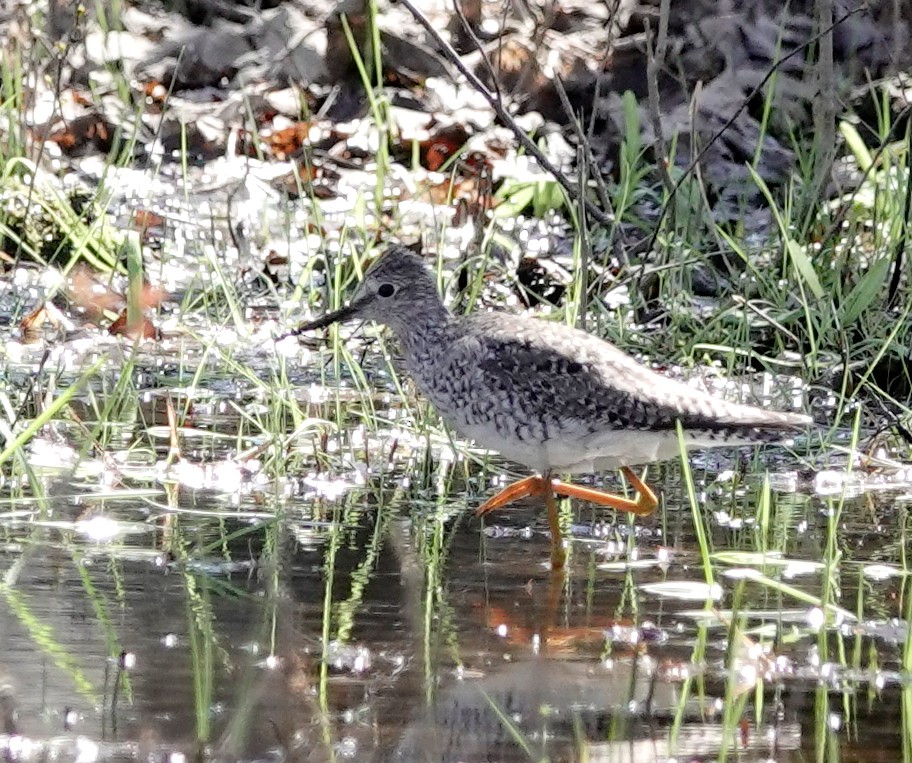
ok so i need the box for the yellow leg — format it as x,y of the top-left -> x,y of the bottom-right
475,468 -> 658,571
477,468 -> 658,518
476,475 -> 566,570
543,485 -> 567,570
552,467 -> 658,516
476,475 -> 549,515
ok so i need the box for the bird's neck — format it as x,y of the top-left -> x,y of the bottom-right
387,301 -> 455,360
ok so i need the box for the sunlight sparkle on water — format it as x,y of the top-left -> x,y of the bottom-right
275,333 -> 304,357
264,655 -> 281,670
304,474 -> 359,500
607,623 -> 642,645
338,737 -> 358,758
28,438 -> 78,470
1,727 -> 33,756
737,662 -> 758,690
863,563 -> 901,580
640,581 -> 724,601
74,736 -> 99,763
807,607 -> 825,630
75,516 -> 122,542
814,470 -> 867,497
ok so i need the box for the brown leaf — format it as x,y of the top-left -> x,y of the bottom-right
143,80 -> 167,100
267,122 -> 312,160
47,113 -> 116,154
137,283 -> 166,310
108,309 -> 159,340
20,303 -> 70,342
420,123 -> 470,171
67,265 -> 122,318
131,209 -> 166,243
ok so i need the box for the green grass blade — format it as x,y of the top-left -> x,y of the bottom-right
0,356 -> 107,466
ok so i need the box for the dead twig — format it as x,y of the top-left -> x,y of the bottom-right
452,0 -> 501,103
396,0 -> 613,225
552,74 -> 614,226
644,0 -> 675,196
887,119 -> 912,307
812,0 -> 837,203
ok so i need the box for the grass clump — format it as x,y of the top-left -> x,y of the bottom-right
0,161 -> 121,272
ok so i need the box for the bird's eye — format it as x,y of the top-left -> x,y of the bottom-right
378,283 -> 396,298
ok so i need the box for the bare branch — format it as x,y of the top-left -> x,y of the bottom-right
644,7 -> 675,196
396,0 -> 614,225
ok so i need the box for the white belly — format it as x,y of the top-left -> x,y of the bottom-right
454,422 -> 760,475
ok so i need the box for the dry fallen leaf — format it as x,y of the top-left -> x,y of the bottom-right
20,302 -> 74,342
108,309 -> 160,340
47,113 -> 116,154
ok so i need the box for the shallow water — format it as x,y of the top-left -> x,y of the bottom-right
2,435 -> 911,763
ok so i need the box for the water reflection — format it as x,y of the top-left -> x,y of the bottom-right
0,461 -> 909,762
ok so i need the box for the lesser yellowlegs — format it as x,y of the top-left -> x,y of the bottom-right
288,246 -> 811,568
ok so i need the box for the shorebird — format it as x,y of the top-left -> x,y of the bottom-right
288,246 -> 810,569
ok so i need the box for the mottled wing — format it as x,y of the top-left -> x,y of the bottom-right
462,313 -> 808,436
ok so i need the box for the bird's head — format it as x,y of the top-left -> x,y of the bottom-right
287,246 -> 447,336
